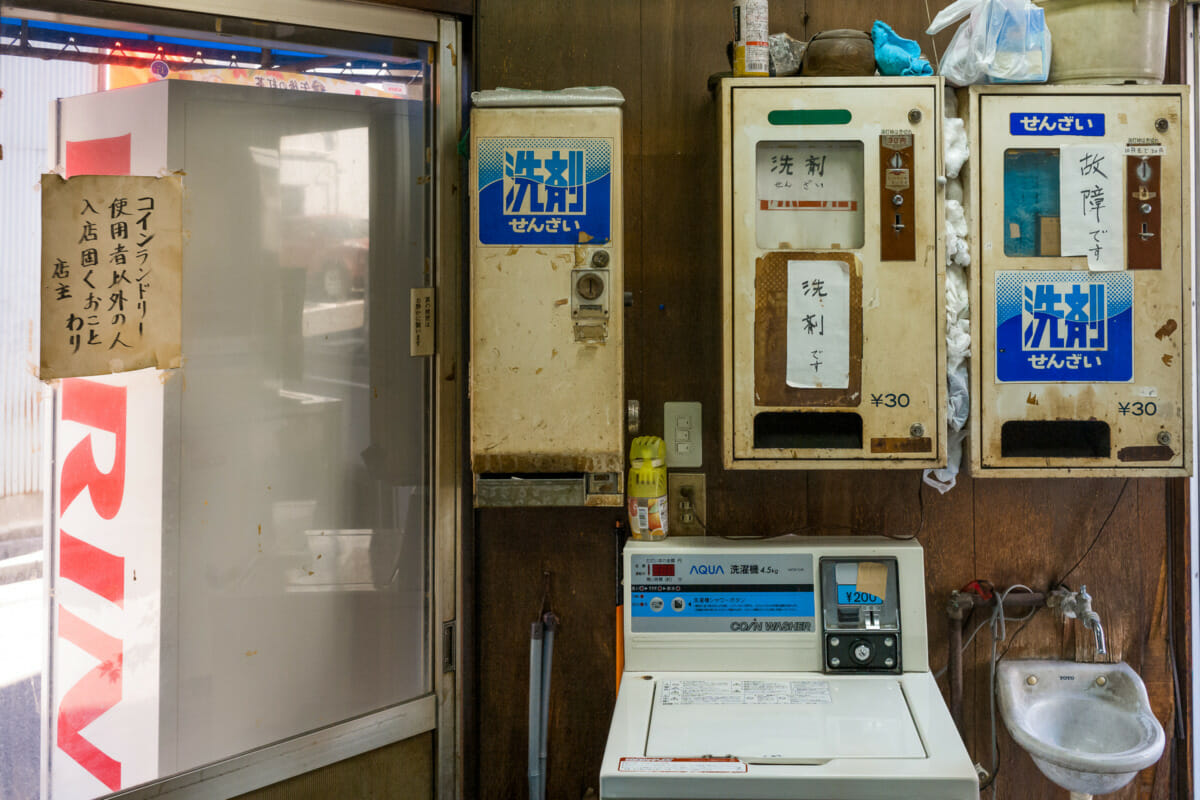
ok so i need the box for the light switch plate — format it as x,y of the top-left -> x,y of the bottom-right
664,401 -> 702,468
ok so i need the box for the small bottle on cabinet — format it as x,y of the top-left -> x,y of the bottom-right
627,437 -> 668,540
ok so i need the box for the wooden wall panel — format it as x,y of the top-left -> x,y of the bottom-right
474,2 -> 1188,799
474,509 -> 619,800
971,478 -> 1175,800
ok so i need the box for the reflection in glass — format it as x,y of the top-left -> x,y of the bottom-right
168,82 -> 428,773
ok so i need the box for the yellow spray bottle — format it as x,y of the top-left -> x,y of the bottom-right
627,436 -> 668,540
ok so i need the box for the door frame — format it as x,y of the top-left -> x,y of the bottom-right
6,0 -> 465,797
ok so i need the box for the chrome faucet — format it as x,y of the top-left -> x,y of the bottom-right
1049,585 -> 1106,656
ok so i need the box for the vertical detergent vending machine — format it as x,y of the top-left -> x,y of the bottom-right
470,88 -> 625,506
718,77 -> 946,470
965,87 -> 1193,476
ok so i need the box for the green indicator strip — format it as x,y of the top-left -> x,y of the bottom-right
767,109 -> 852,126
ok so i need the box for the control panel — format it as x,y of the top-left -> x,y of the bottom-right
571,247 -> 612,343
819,557 -> 901,673
629,551 -> 815,634
622,538 -> 928,673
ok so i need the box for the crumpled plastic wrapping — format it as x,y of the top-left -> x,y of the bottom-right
946,198 -> 970,269
945,265 -> 971,428
769,33 -> 806,76
924,107 -> 972,494
924,429 -> 967,494
944,117 -> 968,180
471,86 -> 625,107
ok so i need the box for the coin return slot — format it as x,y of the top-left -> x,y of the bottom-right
1000,420 -> 1111,459
753,411 -> 863,450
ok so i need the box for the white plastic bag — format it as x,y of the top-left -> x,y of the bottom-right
926,0 -> 1050,86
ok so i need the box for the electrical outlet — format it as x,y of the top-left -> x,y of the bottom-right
668,473 -> 706,537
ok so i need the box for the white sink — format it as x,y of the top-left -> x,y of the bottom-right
996,660 -> 1164,796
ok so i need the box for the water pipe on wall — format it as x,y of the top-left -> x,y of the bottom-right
946,588 -> 1046,733
528,621 -> 544,800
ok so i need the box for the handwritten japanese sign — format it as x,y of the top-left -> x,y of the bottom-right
40,174 -> 183,379
1059,144 -> 1122,270
786,260 -> 850,389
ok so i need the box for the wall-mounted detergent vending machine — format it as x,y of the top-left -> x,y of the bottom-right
470,88 -> 625,505
718,78 -> 946,470
965,86 -> 1193,476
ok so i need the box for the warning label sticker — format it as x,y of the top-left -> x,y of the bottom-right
618,758 -> 748,774
659,679 -> 832,706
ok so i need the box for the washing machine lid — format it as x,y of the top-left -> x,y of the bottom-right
644,676 -> 925,761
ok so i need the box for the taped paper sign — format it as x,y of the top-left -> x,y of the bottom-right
855,561 -> 889,600
1059,144 -> 1122,270
786,260 -> 850,389
41,173 -> 182,379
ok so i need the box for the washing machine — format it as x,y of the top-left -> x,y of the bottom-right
599,536 -> 978,799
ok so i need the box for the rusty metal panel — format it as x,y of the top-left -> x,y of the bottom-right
468,102 -> 625,488
0,56 -> 97,497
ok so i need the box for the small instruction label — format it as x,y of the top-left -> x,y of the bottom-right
411,287 -> 434,356
618,758 -> 747,774
1126,139 -> 1165,157
660,680 -> 831,706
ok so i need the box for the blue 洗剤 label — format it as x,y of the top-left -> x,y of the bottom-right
1010,112 -> 1105,137
995,271 -> 1133,383
476,137 -> 612,245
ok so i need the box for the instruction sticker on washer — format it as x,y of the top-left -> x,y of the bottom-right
618,758 -> 748,774
660,680 -> 832,705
